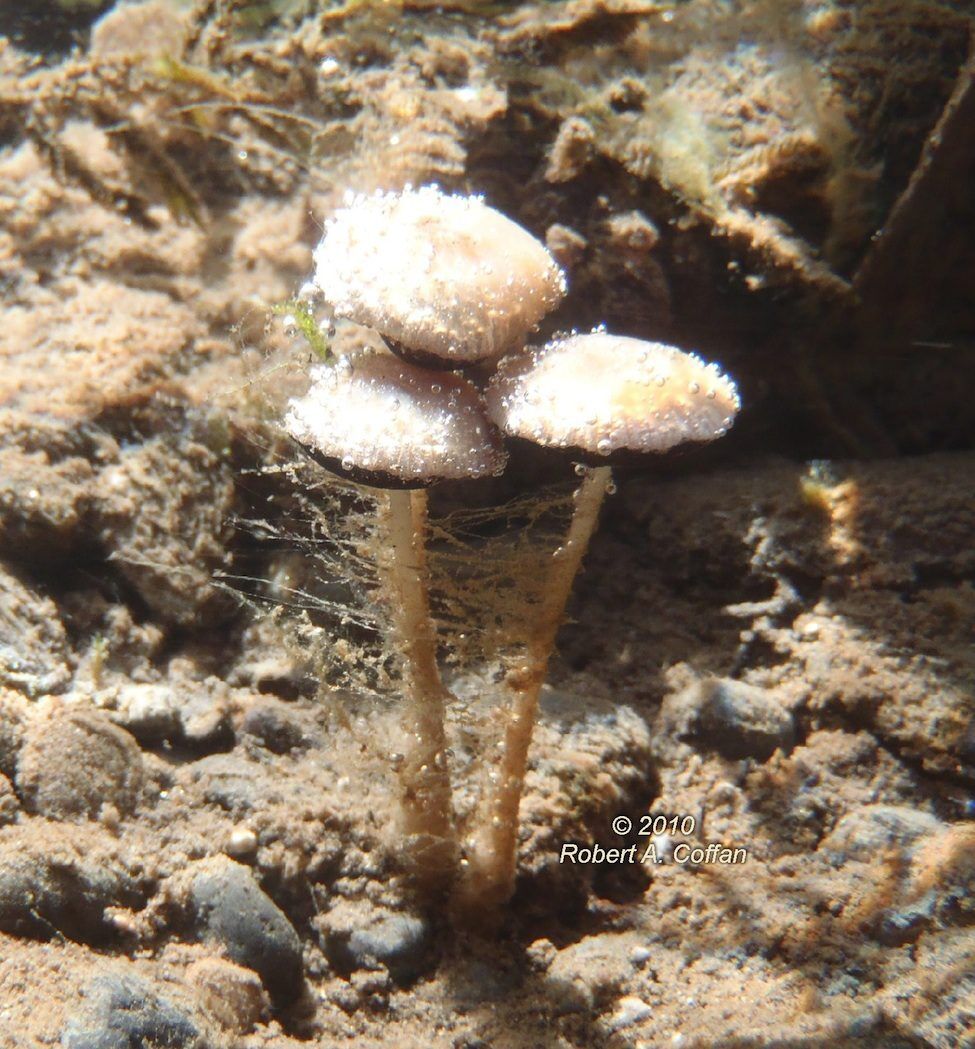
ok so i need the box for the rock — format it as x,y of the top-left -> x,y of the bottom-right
0,821 -> 143,942
92,429 -> 235,628
188,957 -> 268,1035
909,823 -> 975,926
110,683 -> 181,741
696,677 -> 796,760
90,0 -> 189,60
347,914 -> 431,987
0,432 -> 95,562
607,995 -> 653,1032
107,678 -> 230,747
0,687 -> 27,777
187,857 -> 303,1006
179,680 -> 231,745
186,753 -> 275,813
873,893 -> 936,947
321,900 -> 432,987
61,972 -> 202,1049
16,707 -> 144,820
512,689 -> 655,895
0,566 -> 72,696
545,933 -> 634,1015
241,701 -> 306,755
820,805 -> 943,863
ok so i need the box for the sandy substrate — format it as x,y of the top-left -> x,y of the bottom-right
0,2 -> 973,1047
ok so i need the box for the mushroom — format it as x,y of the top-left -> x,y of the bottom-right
285,352 -> 506,887
312,185 -> 566,367
458,331 -> 741,908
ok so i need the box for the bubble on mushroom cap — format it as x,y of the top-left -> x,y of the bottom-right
485,332 -> 741,454
312,185 -> 566,364
285,353 -> 507,483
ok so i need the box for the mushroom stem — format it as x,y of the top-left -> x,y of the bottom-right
382,487 -> 456,885
458,464 -> 612,911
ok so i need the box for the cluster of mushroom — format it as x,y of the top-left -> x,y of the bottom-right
284,185 -> 740,909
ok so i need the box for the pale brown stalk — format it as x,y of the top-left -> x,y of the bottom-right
456,465 -> 612,911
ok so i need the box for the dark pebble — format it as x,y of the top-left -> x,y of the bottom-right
188,857 -> 303,1006
327,910 -> 432,987
61,972 -> 202,1049
241,702 -> 306,755
0,823 -> 143,943
873,892 -> 936,946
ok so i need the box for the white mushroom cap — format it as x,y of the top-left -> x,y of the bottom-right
312,186 -> 567,365
285,354 -> 507,486
485,332 -> 740,455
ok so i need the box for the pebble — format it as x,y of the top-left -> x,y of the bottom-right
61,972 -> 201,1049
226,825 -> 258,857
16,708 -> 144,820
874,893 -> 936,946
346,913 -> 431,987
187,856 -> 303,1005
322,901 -> 432,987
608,995 -> 653,1031
545,935 -> 634,1015
820,805 -> 943,863
180,682 -> 232,745
187,957 -> 268,1035
109,683 -> 181,741
0,822 -> 142,942
110,680 -> 230,746
187,754 -> 273,813
241,701 -> 306,754
696,677 -> 796,760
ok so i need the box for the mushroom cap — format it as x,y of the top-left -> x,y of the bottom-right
485,332 -> 740,455
312,186 -> 566,365
285,353 -> 507,487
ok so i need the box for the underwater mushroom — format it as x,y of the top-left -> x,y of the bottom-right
286,352 -> 507,887
286,353 -> 506,486
487,332 -> 740,455
312,186 -> 567,366
458,331 -> 740,908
